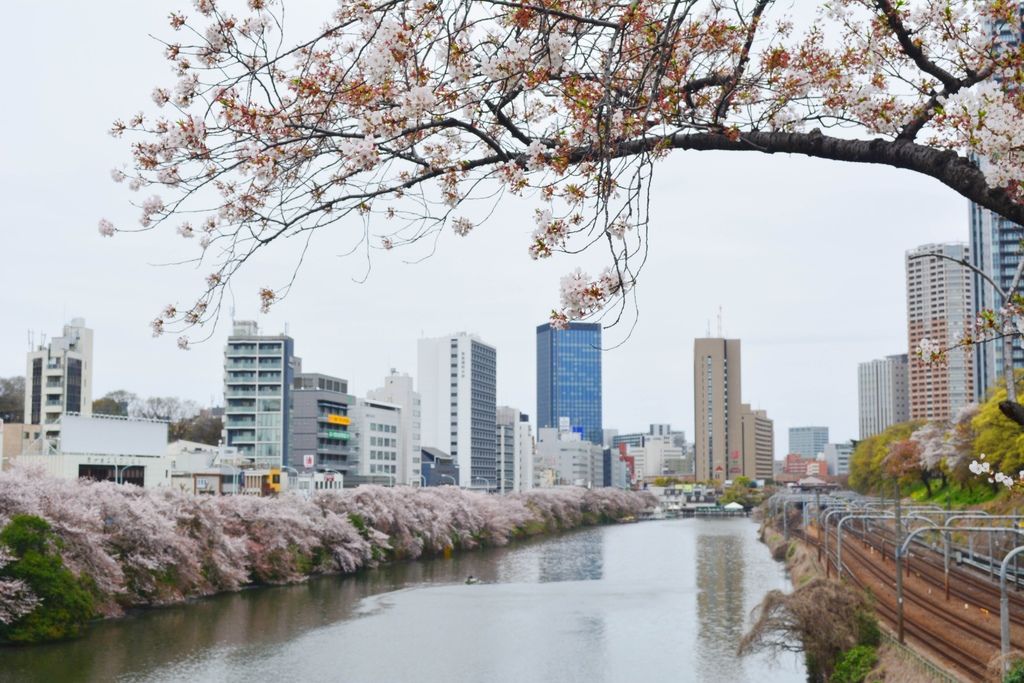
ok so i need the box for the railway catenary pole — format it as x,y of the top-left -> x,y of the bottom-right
895,487 -> 904,643
1001,546 -> 1024,675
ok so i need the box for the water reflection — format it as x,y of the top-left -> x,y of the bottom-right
1,520 -> 803,683
696,532 -> 746,681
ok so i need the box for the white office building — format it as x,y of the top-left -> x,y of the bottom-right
367,369 -> 422,486
25,318 -> 93,447
350,398 -> 403,482
418,333 -> 497,489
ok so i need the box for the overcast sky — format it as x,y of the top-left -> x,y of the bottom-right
0,2 -> 969,455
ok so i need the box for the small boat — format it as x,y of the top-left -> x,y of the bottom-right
465,575 -> 480,585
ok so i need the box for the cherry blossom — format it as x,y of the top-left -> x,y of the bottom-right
0,468 -> 654,623
97,219 -> 115,238
108,1 -> 1024,334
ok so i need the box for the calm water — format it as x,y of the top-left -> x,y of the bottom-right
1,519 -> 805,683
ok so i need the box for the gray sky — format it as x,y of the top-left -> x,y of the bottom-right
0,2 -> 969,454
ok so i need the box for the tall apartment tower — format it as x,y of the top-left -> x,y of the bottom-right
693,337 -> 742,482
536,322 -> 602,444
906,243 -> 974,421
223,320 -> 297,467
969,9 -> 1024,401
290,373 -> 353,475
25,318 -> 93,445
857,354 -> 910,438
367,369 -> 422,485
418,333 -> 497,488
740,405 -> 774,481
788,426 -> 829,460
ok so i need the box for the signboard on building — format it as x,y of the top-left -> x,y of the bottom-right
326,415 -> 351,426
303,454 -> 315,469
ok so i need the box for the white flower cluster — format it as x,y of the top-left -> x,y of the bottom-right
480,41 -> 531,81
525,139 -> 547,172
943,82 -> 1024,195
528,208 -> 565,259
97,219 -> 115,237
546,32 -> 572,72
451,216 -> 473,237
358,18 -> 404,83
338,136 -> 379,170
399,86 -> 436,119
968,458 -> 991,475
139,195 -> 165,227
558,267 -> 624,321
915,337 -> 942,362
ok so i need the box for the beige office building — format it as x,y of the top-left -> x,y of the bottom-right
740,405 -> 774,481
693,338 -> 743,482
906,243 -> 974,421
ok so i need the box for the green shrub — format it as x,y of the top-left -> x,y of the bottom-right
1005,659 -> 1024,683
831,645 -> 878,683
0,515 -> 95,643
854,609 -> 881,647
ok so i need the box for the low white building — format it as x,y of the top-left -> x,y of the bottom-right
823,441 -> 854,476
14,413 -> 170,488
535,419 -> 603,488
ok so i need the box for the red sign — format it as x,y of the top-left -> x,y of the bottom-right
303,454 -> 315,469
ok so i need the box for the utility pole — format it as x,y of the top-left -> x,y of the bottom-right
895,481 -> 904,644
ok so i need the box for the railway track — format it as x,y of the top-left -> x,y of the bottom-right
794,527 -> 995,681
848,523 -> 1024,627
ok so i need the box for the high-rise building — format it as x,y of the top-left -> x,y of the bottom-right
741,405 -> 774,481
693,337 -> 742,482
906,243 -> 974,421
857,354 -> 910,438
418,333 -> 497,489
25,318 -> 93,447
223,321 -> 297,467
536,322 -> 602,445
367,369 -> 422,485
788,426 -> 828,460
289,373 -> 353,475
969,9 -> 1024,401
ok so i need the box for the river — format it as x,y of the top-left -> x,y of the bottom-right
1,518 -> 806,682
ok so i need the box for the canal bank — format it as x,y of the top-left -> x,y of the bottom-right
2,518 -> 805,683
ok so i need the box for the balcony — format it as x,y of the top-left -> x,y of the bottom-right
257,386 -> 281,396
225,405 -> 256,414
257,360 -> 282,369
226,360 -> 257,370
226,418 -> 256,427
227,431 -> 256,445
225,389 -> 257,398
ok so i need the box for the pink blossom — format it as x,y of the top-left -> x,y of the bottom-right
98,219 -> 116,237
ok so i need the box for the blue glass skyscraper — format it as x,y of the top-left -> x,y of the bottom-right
536,322 -> 602,444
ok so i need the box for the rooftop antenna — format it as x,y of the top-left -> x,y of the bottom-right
705,320 -> 711,337
717,306 -> 723,337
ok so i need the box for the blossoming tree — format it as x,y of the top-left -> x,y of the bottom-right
106,0 -> 1024,342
